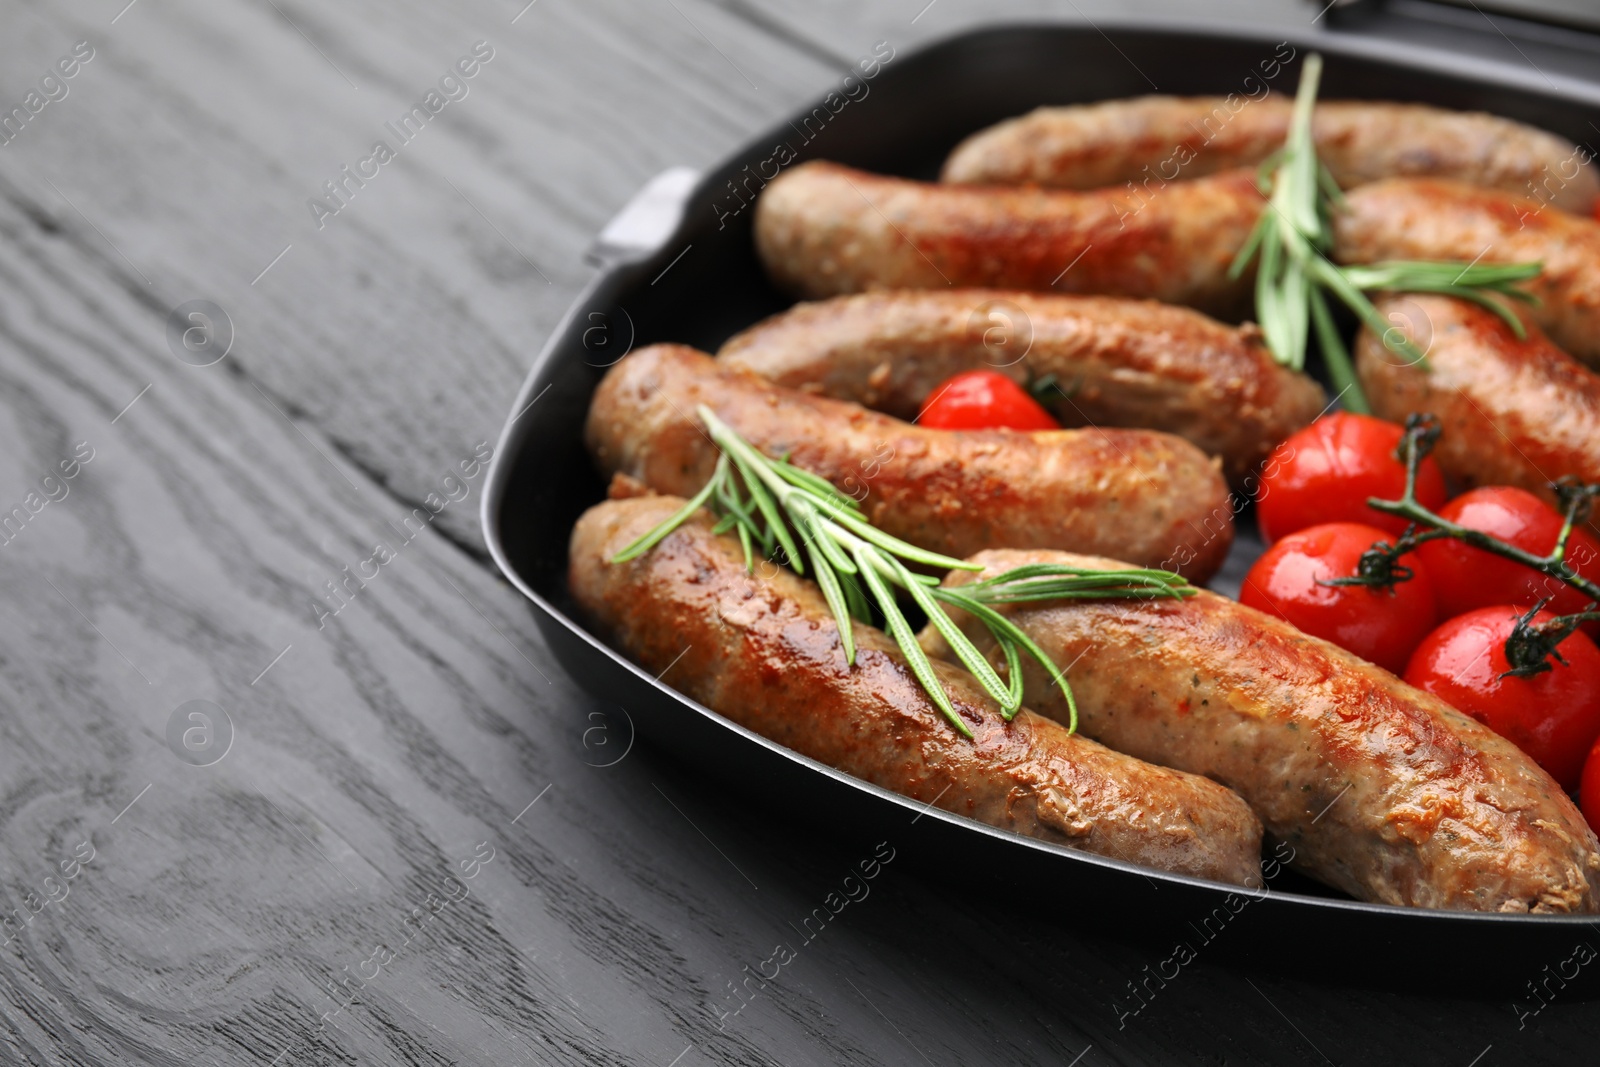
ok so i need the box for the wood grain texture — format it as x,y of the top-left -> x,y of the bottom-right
0,0 -> 841,549
0,1 -> 1596,1065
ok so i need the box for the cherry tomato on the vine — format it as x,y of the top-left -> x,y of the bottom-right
1416,486 -> 1600,622
1256,412 -> 1447,543
916,370 -> 1060,432
1239,522 -> 1438,674
1581,736 -> 1600,838
1405,607 -> 1600,790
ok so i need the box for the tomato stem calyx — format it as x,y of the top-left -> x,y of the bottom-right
1317,537 -> 1423,590
1503,603 -> 1600,679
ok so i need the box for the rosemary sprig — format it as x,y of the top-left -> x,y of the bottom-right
1331,413 -> 1600,675
1228,53 -> 1541,414
610,405 -> 1196,736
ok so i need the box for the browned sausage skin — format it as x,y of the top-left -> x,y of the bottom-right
569,494 -> 1265,885
1335,178 -> 1600,369
753,161 -> 1263,316
943,97 -> 1599,215
586,344 -> 1234,581
718,289 -> 1326,487
922,549 -> 1600,913
1357,294 -> 1600,532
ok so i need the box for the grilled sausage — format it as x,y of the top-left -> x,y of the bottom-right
570,494 -> 1265,885
586,344 -> 1235,581
1334,178 -> 1600,369
1357,294 -> 1600,531
718,289 -> 1326,487
753,161 -> 1262,316
922,549 -> 1600,912
943,97 -> 1599,214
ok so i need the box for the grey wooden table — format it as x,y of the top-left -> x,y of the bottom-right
3,0 -> 1599,1064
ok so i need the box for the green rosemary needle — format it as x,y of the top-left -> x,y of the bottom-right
610,405 -> 1196,737
1229,53 -> 1541,413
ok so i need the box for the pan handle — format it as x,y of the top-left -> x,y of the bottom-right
584,166 -> 701,267
1326,0 -> 1600,43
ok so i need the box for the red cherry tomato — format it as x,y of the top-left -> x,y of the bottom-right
1581,736 -> 1600,837
1256,413 -> 1447,543
1582,736 -> 1600,837
1404,606 -> 1600,790
1416,486 -> 1600,621
917,370 -> 1059,431
1239,522 -> 1438,674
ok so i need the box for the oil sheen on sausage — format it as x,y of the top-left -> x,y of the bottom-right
942,97 -> 1598,214
718,289 -> 1326,486
1334,178 -> 1600,369
1357,294 -> 1600,527
585,344 -> 1235,581
753,161 -> 1263,316
922,548 -> 1600,912
570,494 -> 1265,884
